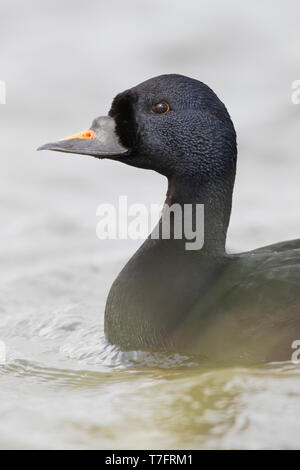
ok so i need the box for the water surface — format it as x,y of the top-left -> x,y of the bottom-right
1,0 -> 300,449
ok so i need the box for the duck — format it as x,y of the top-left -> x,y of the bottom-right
38,74 -> 300,365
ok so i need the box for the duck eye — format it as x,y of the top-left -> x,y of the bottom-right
151,101 -> 170,114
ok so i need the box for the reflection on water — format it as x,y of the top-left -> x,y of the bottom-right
1,0 -> 300,449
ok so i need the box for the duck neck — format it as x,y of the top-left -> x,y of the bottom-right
165,172 -> 235,254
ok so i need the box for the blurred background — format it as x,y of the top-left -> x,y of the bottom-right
1,0 -> 300,450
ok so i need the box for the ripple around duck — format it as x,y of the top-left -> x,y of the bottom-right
1,315 -> 300,450
0,359 -> 110,387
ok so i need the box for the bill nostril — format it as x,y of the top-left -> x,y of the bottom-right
84,130 -> 95,139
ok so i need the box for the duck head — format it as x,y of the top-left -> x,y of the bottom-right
38,74 -> 237,183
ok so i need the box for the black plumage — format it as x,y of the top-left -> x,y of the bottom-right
39,74 -> 300,365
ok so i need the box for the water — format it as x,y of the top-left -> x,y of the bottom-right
1,0 -> 300,449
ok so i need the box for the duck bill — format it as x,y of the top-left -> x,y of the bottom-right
37,116 -> 128,158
